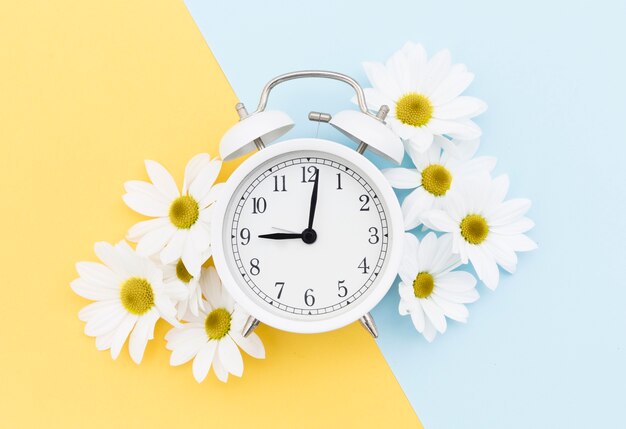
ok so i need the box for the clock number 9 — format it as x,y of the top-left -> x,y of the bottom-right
304,288 -> 315,307
240,228 -> 250,245
249,258 -> 260,276
337,280 -> 347,298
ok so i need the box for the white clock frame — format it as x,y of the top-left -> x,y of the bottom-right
210,70 -> 404,337
211,138 -> 404,334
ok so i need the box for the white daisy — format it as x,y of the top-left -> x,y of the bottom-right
422,174 -> 537,290
165,267 -> 265,383
70,240 -> 179,364
359,42 -> 487,153
124,153 -> 223,277
398,232 -> 479,342
383,136 -> 496,231
162,258 -> 207,319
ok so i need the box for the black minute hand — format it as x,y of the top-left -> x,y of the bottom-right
307,168 -> 319,230
258,233 -> 303,240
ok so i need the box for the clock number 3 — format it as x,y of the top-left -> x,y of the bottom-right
368,227 -> 379,244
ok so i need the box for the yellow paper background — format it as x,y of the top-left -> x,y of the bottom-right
0,1 -> 421,427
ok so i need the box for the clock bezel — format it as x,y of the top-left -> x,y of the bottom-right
211,138 -> 403,334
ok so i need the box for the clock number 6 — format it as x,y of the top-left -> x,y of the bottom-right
249,258 -> 260,276
304,289 -> 315,307
337,280 -> 347,298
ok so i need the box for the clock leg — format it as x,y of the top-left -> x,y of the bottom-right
359,312 -> 379,339
242,316 -> 261,338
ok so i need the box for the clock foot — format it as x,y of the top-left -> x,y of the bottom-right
359,313 -> 379,339
242,316 -> 261,338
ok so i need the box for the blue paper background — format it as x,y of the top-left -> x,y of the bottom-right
185,1 -> 626,427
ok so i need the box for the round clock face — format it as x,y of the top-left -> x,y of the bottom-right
212,139 -> 402,333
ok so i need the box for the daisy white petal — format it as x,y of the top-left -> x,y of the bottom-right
490,217 -> 535,235
427,118 -> 481,140
110,314 -> 138,360
127,217 -> 170,242
160,229 -> 188,264
71,279 -> 118,301
231,332 -> 265,359
382,168 -> 422,189
402,188 -> 435,231
360,88 -> 394,110
405,128 -> 434,153
422,318 -> 437,342
435,136 -> 480,160
78,300 -> 119,322
409,303 -> 426,331
75,262 -> 119,289
129,309 -> 159,364
422,209 -> 456,232
363,61 -> 402,99
422,49 -> 452,95
421,298 -> 447,333
189,159 -> 221,203
183,153 -> 211,195
430,64 -> 474,105
136,224 -> 177,256
84,304 -> 126,337
218,336 -> 244,377
145,160 -> 180,200
433,96 -> 487,120
192,341 -> 217,383
212,355 -> 229,382
122,189 -> 169,218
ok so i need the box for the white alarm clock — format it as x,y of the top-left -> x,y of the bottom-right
211,71 -> 404,338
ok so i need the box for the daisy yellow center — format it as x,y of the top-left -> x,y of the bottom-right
169,195 -> 199,229
460,214 -> 489,245
395,93 -> 433,127
120,277 -> 154,315
205,308 -> 232,340
421,164 -> 452,196
413,272 -> 434,299
175,259 -> 193,283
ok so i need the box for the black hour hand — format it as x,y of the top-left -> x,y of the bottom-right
258,233 -> 303,240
